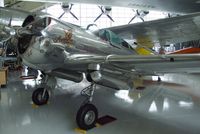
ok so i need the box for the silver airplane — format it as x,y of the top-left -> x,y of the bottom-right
19,0 -> 200,14
1,7 -> 200,130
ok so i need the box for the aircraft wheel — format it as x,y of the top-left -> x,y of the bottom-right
76,103 -> 98,130
32,88 -> 49,105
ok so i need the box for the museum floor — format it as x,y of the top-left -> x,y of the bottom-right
0,71 -> 200,134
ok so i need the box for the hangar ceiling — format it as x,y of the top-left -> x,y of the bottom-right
4,0 -> 49,12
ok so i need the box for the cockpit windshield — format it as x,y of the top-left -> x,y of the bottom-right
98,29 -> 133,50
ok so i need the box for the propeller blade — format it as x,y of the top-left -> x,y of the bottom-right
136,10 -> 140,15
107,14 -> 114,22
59,12 -> 65,19
70,11 -> 79,20
98,6 -> 104,13
94,13 -> 103,22
128,15 -> 136,24
140,17 -> 145,22
70,4 -> 74,10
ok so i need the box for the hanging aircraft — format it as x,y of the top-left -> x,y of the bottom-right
128,9 -> 149,24
94,6 -> 114,22
1,7 -> 200,130
58,3 -> 79,20
19,0 -> 200,14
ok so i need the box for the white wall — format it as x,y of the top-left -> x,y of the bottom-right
0,0 -> 4,7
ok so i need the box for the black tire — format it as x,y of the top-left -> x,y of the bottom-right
76,104 -> 98,130
158,77 -> 161,82
32,88 -> 49,106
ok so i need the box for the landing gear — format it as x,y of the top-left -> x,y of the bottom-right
31,72 -> 98,130
32,74 -> 56,106
76,83 -> 98,130
76,103 -> 98,130
32,88 -> 49,105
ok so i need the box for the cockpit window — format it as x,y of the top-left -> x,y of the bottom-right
98,29 -> 133,50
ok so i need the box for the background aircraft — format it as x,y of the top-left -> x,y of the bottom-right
58,3 -> 79,20
93,6 -> 114,22
1,7 -> 200,130
19,0 -> 200,13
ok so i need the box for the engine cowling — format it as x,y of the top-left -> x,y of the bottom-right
0,7 -> 36,55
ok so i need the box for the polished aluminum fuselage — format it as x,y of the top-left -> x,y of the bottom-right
20,17 -> 135,73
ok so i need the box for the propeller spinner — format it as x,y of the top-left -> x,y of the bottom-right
94,6 -> 114,22
59,3 -> 79,20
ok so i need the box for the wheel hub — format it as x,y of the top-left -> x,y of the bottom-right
37,92 -> 46,102
84,110 -> 96,125
38,94 -> 43,101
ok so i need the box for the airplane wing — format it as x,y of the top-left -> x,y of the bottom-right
106,12 -> 200,46
68,53 -> 200,75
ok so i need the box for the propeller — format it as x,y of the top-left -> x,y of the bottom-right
94,6 -> 114,22
128,9 -> 149,24
59,3 -> 79,20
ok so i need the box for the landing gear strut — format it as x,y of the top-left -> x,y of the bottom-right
32,74 -> 53,106
76,83 -> 98,130
31,73 -> 98,130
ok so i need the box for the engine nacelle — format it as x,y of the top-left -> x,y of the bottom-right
89,71 -> 131,90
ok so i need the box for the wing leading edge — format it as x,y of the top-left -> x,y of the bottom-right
68,53 -> 200,75
107,12 -> 200,46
